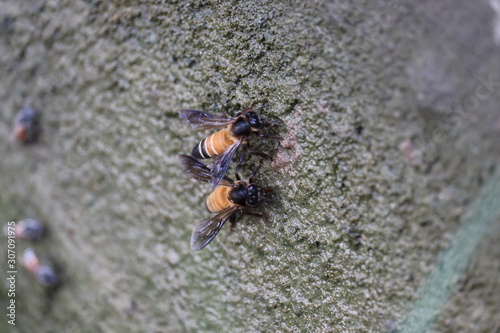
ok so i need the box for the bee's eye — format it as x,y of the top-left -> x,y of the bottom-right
246,112 -> 262,129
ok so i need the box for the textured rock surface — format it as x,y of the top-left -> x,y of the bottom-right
1,0 -> 499,332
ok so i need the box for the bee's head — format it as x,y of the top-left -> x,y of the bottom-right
246,184 -> 265,207
245,112 -> 263,132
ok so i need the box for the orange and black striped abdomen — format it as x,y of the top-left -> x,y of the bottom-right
192,128 -> 236,159
206,186 -> 234,213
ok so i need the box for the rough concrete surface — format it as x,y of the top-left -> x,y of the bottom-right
1,0 -> 499,332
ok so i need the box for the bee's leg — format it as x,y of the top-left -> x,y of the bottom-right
260,119 -> 282,141
249,159 -> 264,182
246,140 -> 273,160
243,211 -> 269,223
259,134 -> 282,140
235,145 -> 248,174
264,188 -> 275,202
249,151 -> 272,160
229,213 -> 238,232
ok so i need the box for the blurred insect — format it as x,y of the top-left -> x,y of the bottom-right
22,248 -> 60,288
178,154 -> 272,251
2,219 -> 46,241
179,106 -> 278,189
11,107 -> 41,145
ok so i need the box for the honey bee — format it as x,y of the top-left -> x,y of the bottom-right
178,154 -> 271,250
179,106 -> 277,189
22,248 -> 60,287
11,107 -> 41,145
2,219 -> 46,241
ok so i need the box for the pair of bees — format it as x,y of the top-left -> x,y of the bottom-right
178,107 -> 276,251
4,220 -> 59,287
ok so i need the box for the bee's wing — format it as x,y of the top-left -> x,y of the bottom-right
191,206 -> 240,251
177,154 -> 234,187
210,138 -> 243,190
179,110 -> 234,131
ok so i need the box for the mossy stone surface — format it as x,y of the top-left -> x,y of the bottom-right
1,0 -> 499,332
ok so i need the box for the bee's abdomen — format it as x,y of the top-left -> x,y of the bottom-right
192,129 -> 234,159
206,186 -> 234,213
